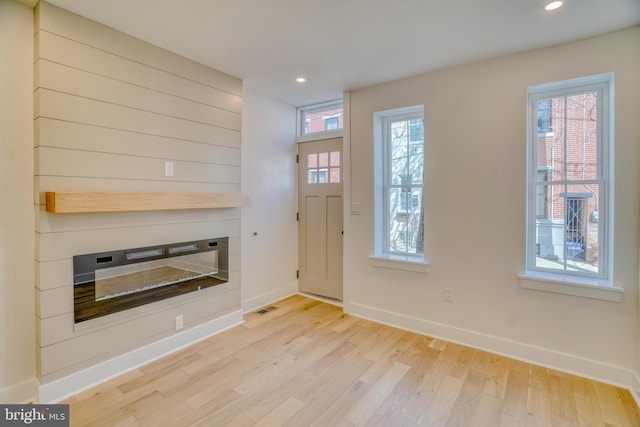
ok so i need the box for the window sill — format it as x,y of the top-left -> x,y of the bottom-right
369,254 -> 430,274
518,273 -> 623,302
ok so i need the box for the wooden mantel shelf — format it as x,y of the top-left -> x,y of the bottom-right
45,192 -> 251,213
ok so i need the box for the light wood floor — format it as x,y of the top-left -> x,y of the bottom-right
64,295 -> 640,426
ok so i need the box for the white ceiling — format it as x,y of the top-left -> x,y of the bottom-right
44,0 -> 640,107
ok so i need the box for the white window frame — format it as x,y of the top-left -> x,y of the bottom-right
297,100 -> 343,142
521,72 -> 622,301
370,105 -> 429,273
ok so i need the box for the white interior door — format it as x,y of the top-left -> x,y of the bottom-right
298,138 -> 343,300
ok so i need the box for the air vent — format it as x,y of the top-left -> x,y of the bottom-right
256,306 -> 278,315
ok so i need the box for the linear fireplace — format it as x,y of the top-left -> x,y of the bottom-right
73,237 -> 228,323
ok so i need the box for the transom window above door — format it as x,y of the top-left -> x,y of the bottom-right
298,100 -> 343,139
306,151 -> 341,184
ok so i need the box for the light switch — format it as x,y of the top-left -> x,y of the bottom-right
350,202 -> 361,215
164,161 -> 174,177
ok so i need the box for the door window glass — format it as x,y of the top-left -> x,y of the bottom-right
307,151 -> 340,184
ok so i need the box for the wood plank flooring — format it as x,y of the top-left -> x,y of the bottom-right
63,295 -> 640,426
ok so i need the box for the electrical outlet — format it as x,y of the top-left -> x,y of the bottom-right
444,288 -> 453,302
164,161 -> 174,177
175,314 -> 184,330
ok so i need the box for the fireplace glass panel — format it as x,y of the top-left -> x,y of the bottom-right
94,251 -> 219,301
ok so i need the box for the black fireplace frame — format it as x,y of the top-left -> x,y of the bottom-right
73,237 -> 228,323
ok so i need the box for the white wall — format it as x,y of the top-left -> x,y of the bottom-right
0,0 -> 37,403
345,27 -> 640,387
241,89 -> 298,311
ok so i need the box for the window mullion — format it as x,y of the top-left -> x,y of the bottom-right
563,95 -> 568,182
562,182 -> 568,272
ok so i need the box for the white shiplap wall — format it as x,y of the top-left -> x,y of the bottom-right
34,1 -> 243,384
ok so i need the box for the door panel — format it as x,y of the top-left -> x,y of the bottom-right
298,138 -> 343,300
304,195 -> 321,280
326,195 -> 343,285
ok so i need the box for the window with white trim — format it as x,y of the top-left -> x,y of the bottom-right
526,73 -> 612,284
374,106 -> 425,259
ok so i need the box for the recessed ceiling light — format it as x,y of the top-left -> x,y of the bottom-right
543,0 -> 563,11
296,77 -> 307,83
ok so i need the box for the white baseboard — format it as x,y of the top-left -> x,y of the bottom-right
630,370 -> 640,408
39,309 -> 244,403
348,302 -> 633,390
0,377 -> 39,404
241,282 -> 298,313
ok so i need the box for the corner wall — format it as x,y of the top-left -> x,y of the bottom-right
34,1 -> 244,397
345,26 -> 640,386
0,0 -> 37,403
241,89 -> 298,311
